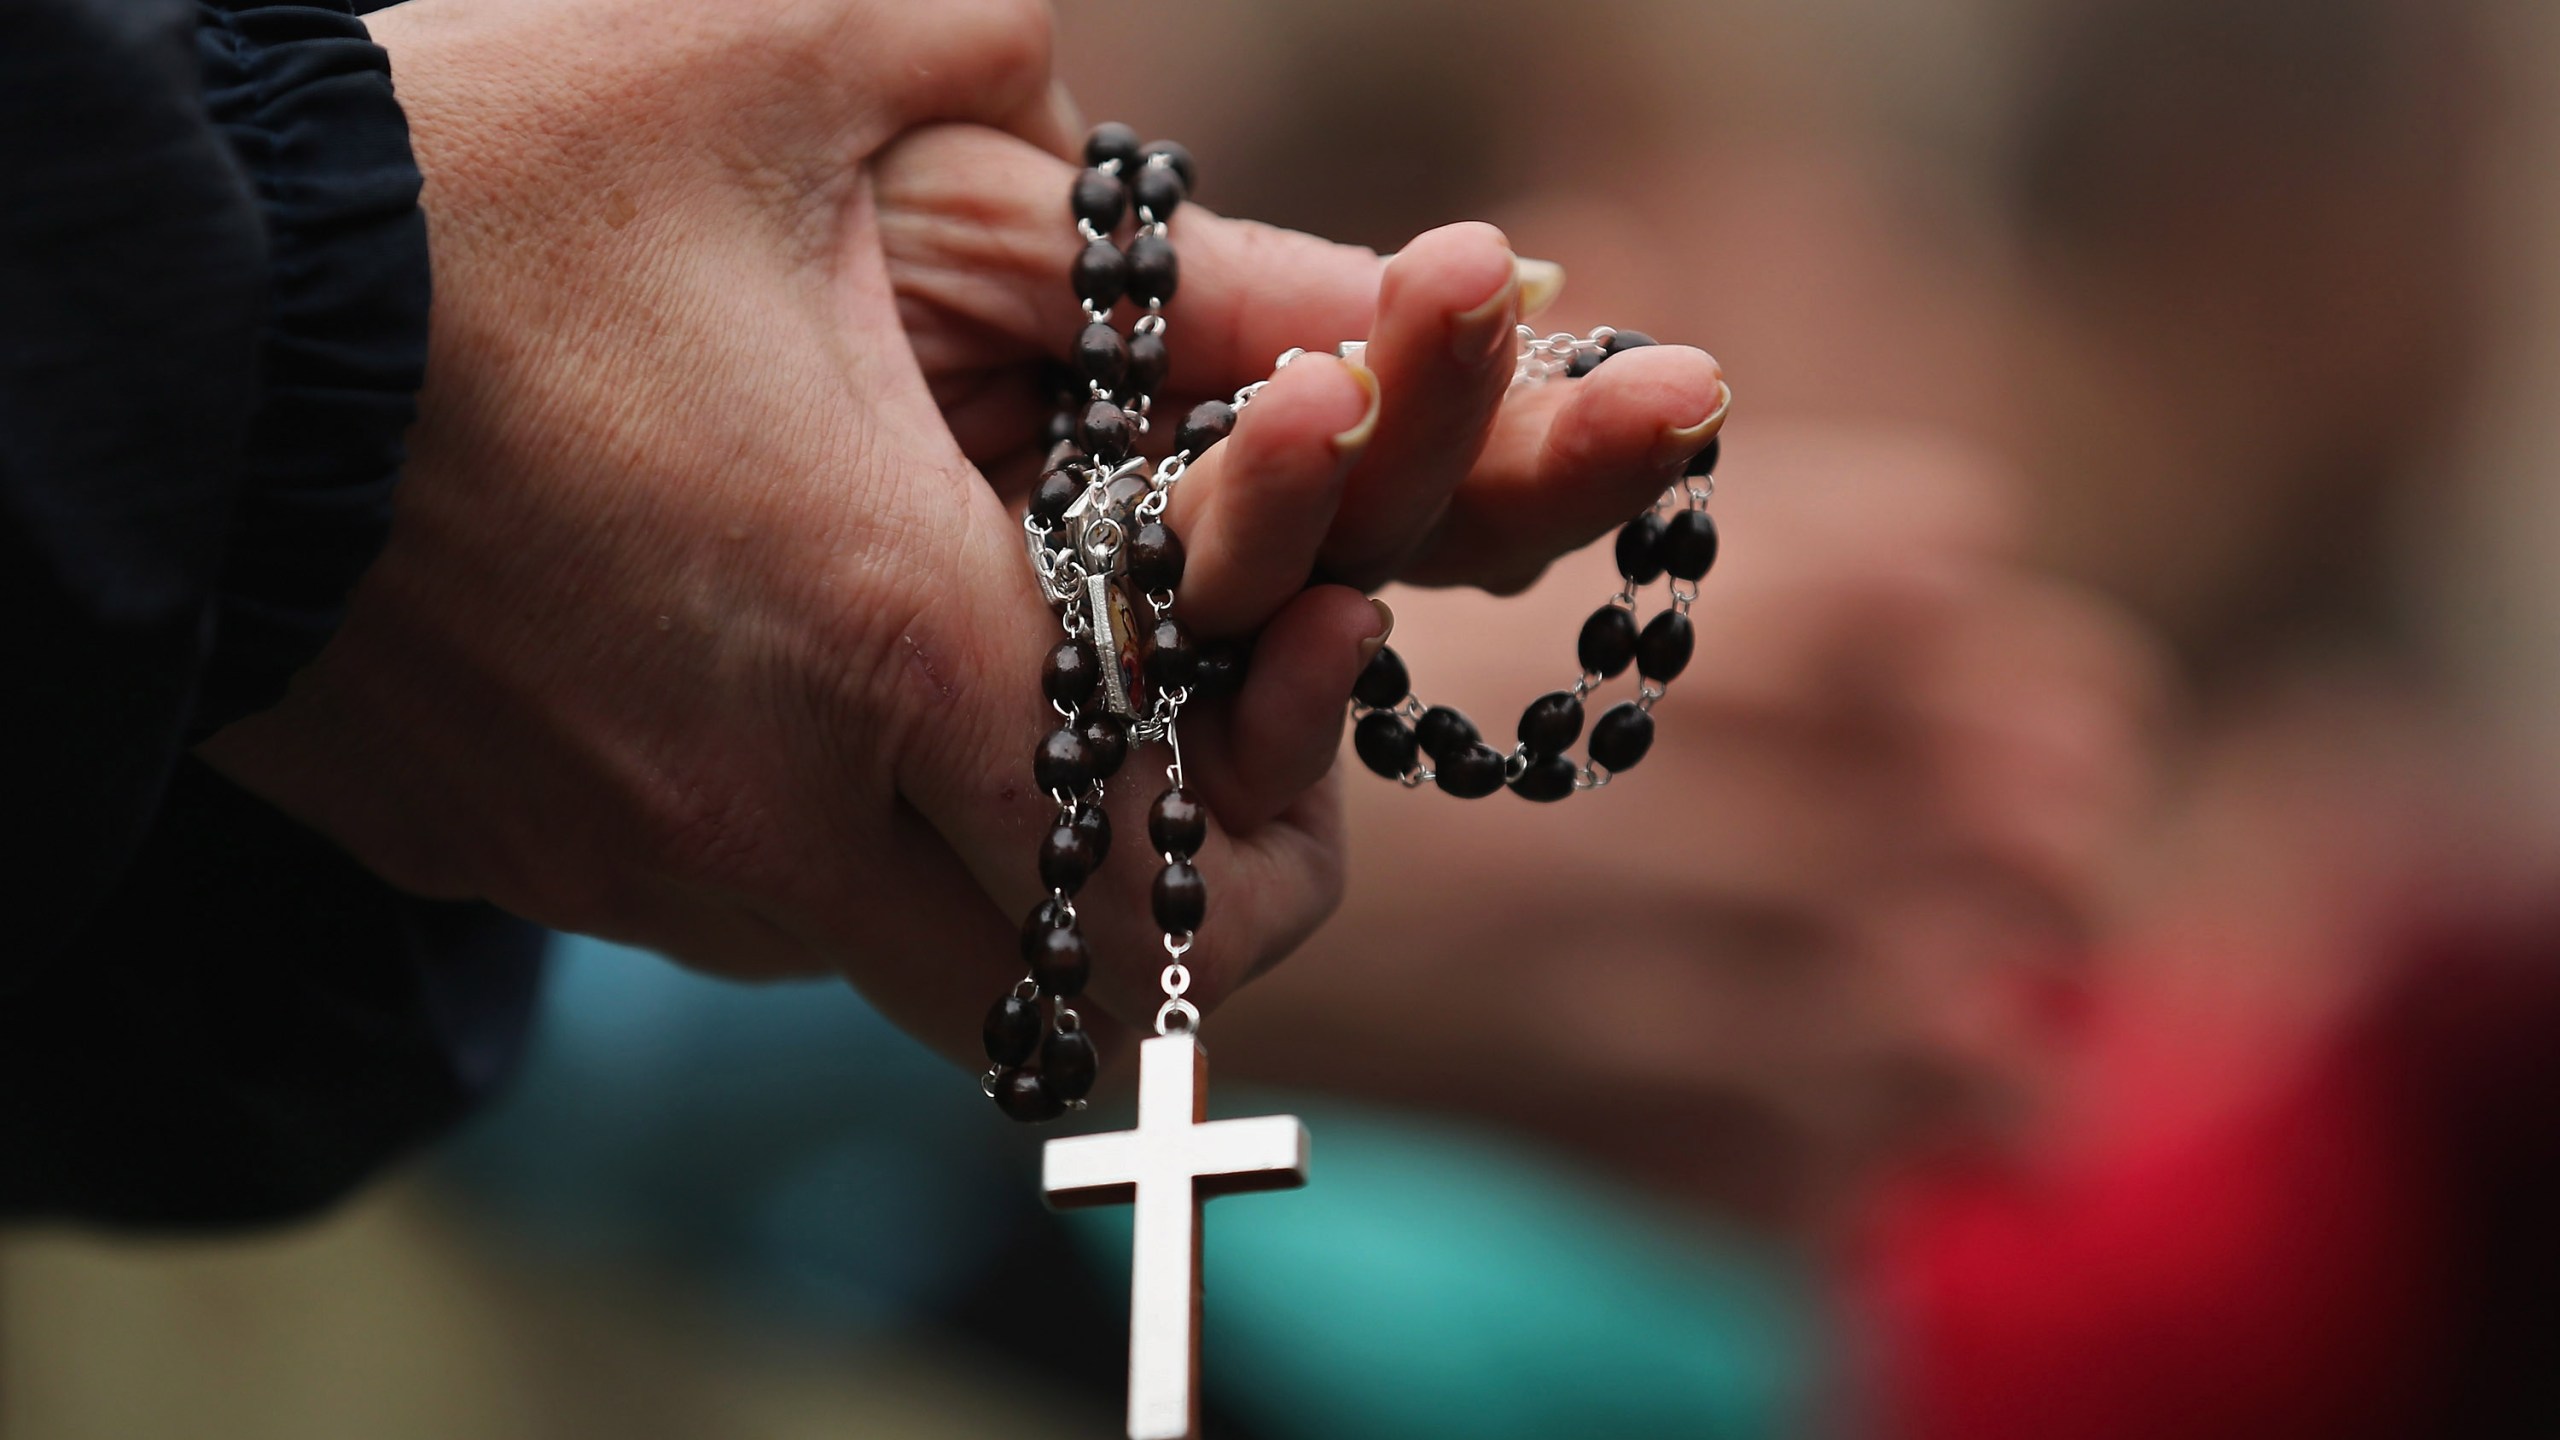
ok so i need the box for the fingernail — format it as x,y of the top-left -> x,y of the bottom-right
1655,379 -> 1733,465
1514,258 -> 1566,319
1331,363 -> 1383,454
1450,264 -> 1520,365
1357,598 -> 1396,666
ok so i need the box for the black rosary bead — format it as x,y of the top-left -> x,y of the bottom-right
1353,709 -> 1420,778
1509,752 -> 1579,802
1577,605 -> 1639,678
1637,611 -> 1694,683
1145,616 -> 1198,690
995,1067 -> 1067,1122
1022,896 -> 1072,956
1027,919 -> 1091,997
1589,702 -> 1656,772
1033,726 -> 1095,794
1072,798 -> 1113,866
1084,122 -> 1142,172
1658,509 -> 1718,582
1030,468 -> 1082,529
1567,347 -> 1605,379
1045,437 -> 1087,472
1518,690 -> 1585,756
1040,1027 -> 1100,1101
1130,163 -> 1186,222
1043,638 -> 1101,705
1128,521 -> 1186,593
1602,329 -> 1657,355
1434,742 -> 1507,798
1125,329 -> 1169,398
1127,234 -> 1180,307
1685,435 -> 1720,478
1078,712 -> 1129,780
1615,511 -> 1666,584
1415,705 -> 1479,763
1077,399 -> 1134,463
1190,639 -> 1247,699
1175,399 -> 1235,456
1071,168 -> 1128,231
1154,860 -> 1208,933
1072,238 -> 1130,310
1353,645 -> 1411,710
1075,321 -> 1129,388
1139,139 -> 1197,191
1149,787 -> 1208,858
983,994 -> 1042,1066
1039,819 -> 1099,893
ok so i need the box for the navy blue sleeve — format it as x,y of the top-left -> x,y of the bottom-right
0,0 -> 542,1226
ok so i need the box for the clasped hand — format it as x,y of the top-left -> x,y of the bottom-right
202,0 -> 1727,1060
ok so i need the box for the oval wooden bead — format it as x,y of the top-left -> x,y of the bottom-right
1434,742 -> 1507,799
1175,399 -> 1234,456
1139,139 -> 1197,190
1127,234 -> 1180,307
1154,860 -> 1208,933
1075,321 -> 1128,388
983,995 -> 1041,1066
1509,752 -> 1579,802
1602,329 -> 1657,354
1589,702 -> 1656,772
995,1067 -> 1066,1122
1084,122 -> 1142,171
1128,522 -> 1186,593
1040,1027 -> 1100,1101
1637,611 -> 1695,683
1145,617 -> 1198,690
1071,798 -> 1113,866
1615,512 -> 1666,584
1078,713 -> 1129,780
1130,163 -> 1186,222
1684,434 -> 1721,478
1039,820 -> 1097,893
1191,639 -> 1247,699
1578,605 -> 1639,678
1517,690 -> 1585,757
1030,468 -> 1081,529
1353,710 -> 1420,778
1416,705 -> 1479,763
1072,238 -> 1129,309
1027,921 -> 1091,997
1353,646 -> 1410,710
1070,168 -> 1127,231
1020,897 -> 1073,966
1658,510 -> 1719,582
1077,399 -> 1133,462
1148,788 -> 1208,858
1043,639 -> 1101,705
1033,727 -> 1095,795
1125,330 -> 1168,397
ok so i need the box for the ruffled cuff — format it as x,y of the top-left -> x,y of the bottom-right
193,0 -> 429,733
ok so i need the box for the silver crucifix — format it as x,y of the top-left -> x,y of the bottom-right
1043,1032 -> 1309,1440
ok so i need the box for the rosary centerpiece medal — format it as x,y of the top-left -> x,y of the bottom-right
986,122 -> 1728,1440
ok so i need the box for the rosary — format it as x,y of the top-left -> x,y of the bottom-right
980,123 -> 1725,1440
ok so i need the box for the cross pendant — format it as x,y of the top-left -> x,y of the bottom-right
1043,1032 -> 1309,1440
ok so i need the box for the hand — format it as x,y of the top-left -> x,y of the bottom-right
1213,426 -> 2172,1231
202,0 -> 1727,1064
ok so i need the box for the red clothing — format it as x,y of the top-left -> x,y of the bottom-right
1863,931 -> 2560,1438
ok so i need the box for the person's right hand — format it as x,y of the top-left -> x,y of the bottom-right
201,0 -> 1728,1064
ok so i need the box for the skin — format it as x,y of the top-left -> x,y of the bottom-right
200,0 -> 1727,1064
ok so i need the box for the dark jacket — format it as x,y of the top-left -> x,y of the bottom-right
0,0 -> 541,1226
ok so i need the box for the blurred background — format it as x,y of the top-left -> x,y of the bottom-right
11,0 -> 2560,1435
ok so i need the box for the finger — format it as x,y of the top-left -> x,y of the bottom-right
1316,223 -> 1522,585
1163,353 -> 1378,636
877,125 -> 1389,394
1402,344 -> 1727,591
1180,586 -> 1383,833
